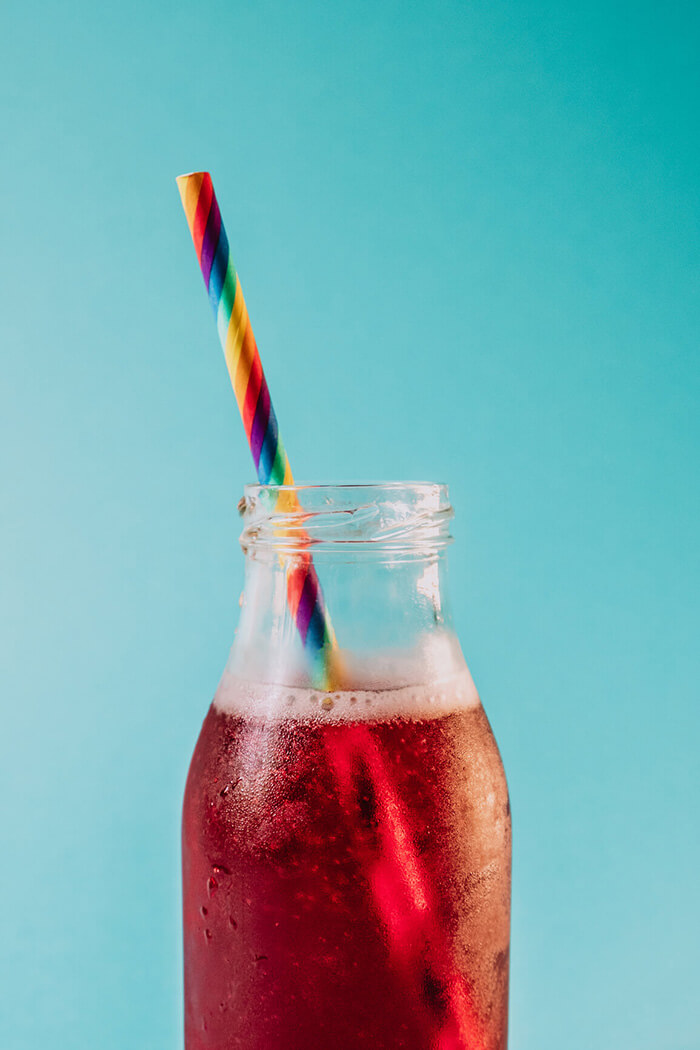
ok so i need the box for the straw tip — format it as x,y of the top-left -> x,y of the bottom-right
176,171 -> 210,185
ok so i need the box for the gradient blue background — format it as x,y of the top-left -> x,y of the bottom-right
1,2 -> 698,1047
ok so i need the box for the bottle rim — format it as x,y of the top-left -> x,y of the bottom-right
239,481 -> 454,556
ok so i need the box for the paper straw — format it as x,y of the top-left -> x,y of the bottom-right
176,171 -> 336,682
177,171 -> 483,1047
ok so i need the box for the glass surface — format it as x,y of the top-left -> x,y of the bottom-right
183,484 -> 511,1049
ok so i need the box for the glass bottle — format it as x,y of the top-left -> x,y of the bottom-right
182,483 -> 511,1050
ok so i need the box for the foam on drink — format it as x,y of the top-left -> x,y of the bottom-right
216,631 -> 479,722
214,668 -> 479,722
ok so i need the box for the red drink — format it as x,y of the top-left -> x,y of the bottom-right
183,672 -> 511,1049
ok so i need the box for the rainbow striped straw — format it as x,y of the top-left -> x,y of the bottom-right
177,172 -> 482,1046
176,172 -> 337,684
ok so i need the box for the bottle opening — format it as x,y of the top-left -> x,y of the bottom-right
239,482 -> 454,556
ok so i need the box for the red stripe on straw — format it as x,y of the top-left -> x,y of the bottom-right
242,339 -> 264,438
286,559 -> 309,618
192,175 -> 214,261
326,729 -> 485,1048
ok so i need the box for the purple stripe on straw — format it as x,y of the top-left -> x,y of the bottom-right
250,383 -> 271,472
296,571 -> 318,643
199,195 -> 222,289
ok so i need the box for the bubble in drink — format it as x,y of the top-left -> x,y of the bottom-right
183,671 -> 511,1049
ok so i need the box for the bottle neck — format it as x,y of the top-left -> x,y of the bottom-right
225,483 -> 466,689
228,547 -> 464,687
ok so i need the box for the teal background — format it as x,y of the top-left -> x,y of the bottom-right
1,1 -> 698,1047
